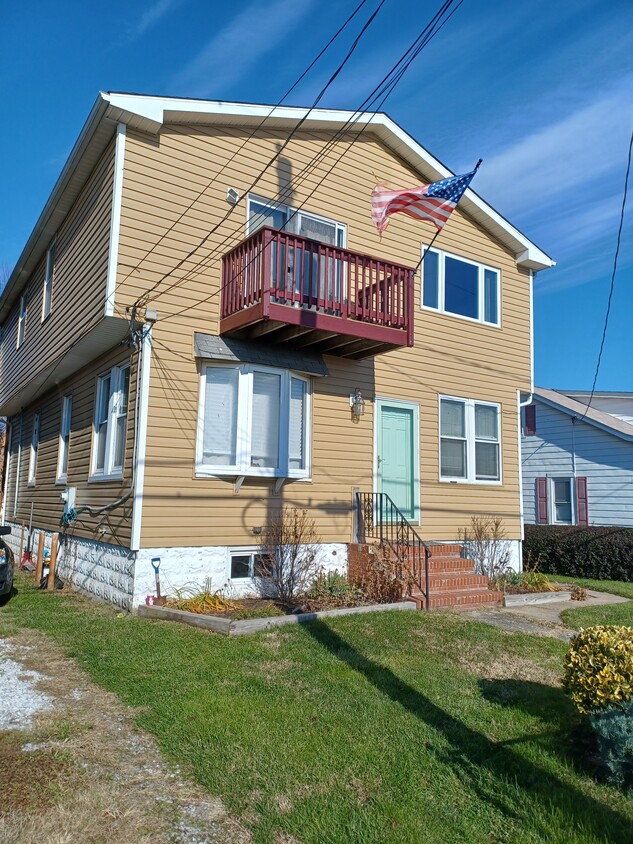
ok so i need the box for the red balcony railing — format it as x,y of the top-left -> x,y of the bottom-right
220,227 -> 414,356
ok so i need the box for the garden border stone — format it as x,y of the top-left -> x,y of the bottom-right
137,600 -> 417,635
503,590 -> 571,608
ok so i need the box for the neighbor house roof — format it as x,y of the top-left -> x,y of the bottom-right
534,387 -> 633,442
1,91 -> 556,323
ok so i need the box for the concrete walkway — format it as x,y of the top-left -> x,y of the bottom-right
466,586 -> 629,642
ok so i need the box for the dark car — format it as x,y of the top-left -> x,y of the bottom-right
0,526 -> 15,599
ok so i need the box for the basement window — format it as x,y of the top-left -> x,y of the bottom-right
229,550 -> 272,580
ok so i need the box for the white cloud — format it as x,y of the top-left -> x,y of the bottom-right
171,0 -> 315,96
130,0 -> 183,39
475,75 -> 633,219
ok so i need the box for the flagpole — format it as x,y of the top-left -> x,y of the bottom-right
412,159 -> 483,276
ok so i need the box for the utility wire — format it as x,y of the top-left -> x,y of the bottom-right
579,124 -> 633,420
116,0 -> 373,302
134,0 -> 387,311
158,0 -> 464,323
150,0 -> 462,306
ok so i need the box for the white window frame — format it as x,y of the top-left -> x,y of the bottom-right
421,246 -> 501,327
196,363 -> 311,480
439,395 -> 502,484
56,395 -> 72,483
227,547 -> 272,582
17,294 -> 27,348
42,240 -> 55,322
90,363 -> 130,481
550,476 -> 575,525
246,194 -> 347,246
28,413 -> 40,486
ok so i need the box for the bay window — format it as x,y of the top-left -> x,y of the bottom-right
197,364 -> 310,478
422,247 -> 500,326
91,363 -> 130,479
440,396 -> 501,483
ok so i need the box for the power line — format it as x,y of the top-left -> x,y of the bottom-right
116,0 -> 373,303
579,124 -> 633,420
149,0 -> 462,308
133,0 -> 387,312
157,0 -> 464,324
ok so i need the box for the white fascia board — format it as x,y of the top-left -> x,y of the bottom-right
103,94 -> 554,272
105,123 -> 126,317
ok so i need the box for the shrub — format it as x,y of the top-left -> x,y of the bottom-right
563,626 -> 633,715
524,524 -> 633,581
357,545 -> 413,604
459,515 -> 512,578
590,701 -> 633,790
304,569 -> 368,610
491,567 -> 559,594
261,507 -> 321,605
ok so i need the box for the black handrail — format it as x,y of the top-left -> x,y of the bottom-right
355,492 -> 431,610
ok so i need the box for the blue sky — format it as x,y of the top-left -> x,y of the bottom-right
1,0 -> 631,389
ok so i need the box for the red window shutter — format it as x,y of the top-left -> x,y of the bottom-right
525,405 -> 536,436
536,477 -> 549,524
576,477 -> 588,526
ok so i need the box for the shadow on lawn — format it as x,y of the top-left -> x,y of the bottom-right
302,619 -> 633,843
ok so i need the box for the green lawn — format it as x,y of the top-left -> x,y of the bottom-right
3,576 -> 633,844
548,575 -> 633,628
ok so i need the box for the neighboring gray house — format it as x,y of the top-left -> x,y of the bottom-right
521,388 -> 633,528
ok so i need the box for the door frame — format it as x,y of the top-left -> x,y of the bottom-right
374,397 -> 421,525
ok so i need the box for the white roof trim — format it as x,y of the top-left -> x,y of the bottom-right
534,388 -> 633,443
2,92 -> 554,321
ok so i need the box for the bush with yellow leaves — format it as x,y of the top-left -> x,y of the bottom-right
563,625 -> 633,715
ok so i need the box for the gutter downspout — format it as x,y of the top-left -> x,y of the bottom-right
130,324 -> 152,552
517,391 -> 533,572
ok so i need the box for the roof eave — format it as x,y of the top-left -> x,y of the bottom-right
534,392 -> 633,443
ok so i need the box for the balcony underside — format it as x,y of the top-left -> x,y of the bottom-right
220,300 -> 408,359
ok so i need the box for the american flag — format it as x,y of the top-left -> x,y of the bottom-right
371,166 -> 479,234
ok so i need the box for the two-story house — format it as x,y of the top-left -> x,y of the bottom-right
0,92 -> 554,609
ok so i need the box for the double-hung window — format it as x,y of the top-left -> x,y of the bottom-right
28,414 -> 40,486
42,242 -> 55,321
552,478 -> 573,524
422,247 -> 500,326
197,364 -> 310,479
17,295 -> 27,348
56,396 -> 72,483
91,364 -> 130,479
440,396 -> 501,483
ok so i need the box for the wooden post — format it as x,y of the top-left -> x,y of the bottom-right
19,521 -> 25,564
47,533 -> 59,590
35,531 -> 45,584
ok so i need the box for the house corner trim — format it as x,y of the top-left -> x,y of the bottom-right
130,326 -> 152,551
105,122 -> 126,317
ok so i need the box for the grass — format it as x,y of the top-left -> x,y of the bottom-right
3,575 -> 633,844
546,575 -> 633,628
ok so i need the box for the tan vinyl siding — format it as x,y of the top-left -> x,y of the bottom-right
6,345 -> 136,547
0,141 -> 115,408
117,124 -> 532,547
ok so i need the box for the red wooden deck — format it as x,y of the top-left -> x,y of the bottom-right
220,227 -> 414,359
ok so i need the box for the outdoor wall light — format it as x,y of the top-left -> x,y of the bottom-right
350,388 -> 366,421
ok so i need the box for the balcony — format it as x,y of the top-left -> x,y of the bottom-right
220,227 -> 414,359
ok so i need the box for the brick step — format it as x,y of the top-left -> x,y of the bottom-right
428,573 -> 489,591
428,556 -> 476,573
427,589 -> 504,610
426,544 -> 463,557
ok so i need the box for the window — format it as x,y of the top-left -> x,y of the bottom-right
42,242 -> 55,321
422,247 -> 500,326
553,478 -> 573,524
28,414 -> 40,486
197,364 -> 310,478
56,396 -> 72,482
247,196 -> 346,247
440,396 -> 501,482
17,295 -> 27,348
91,364 -> 130,479
229,550 -> 271,580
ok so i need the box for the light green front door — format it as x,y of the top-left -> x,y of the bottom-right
377,401 -> 418,521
